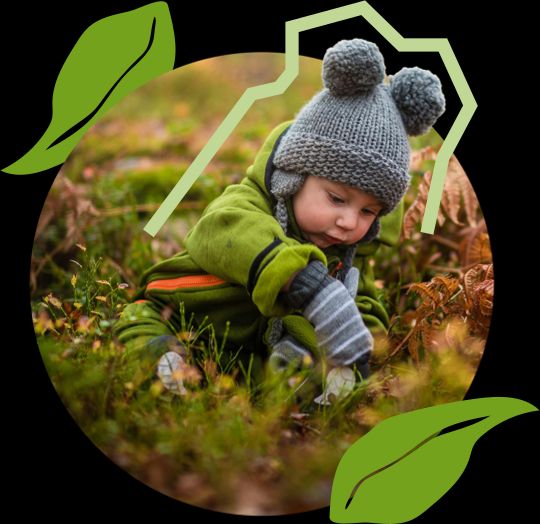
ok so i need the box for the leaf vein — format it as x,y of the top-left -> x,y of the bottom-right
345,431 -> 439,510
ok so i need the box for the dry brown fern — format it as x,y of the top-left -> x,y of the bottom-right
458,221 -> 492,266
408,275 -> 460,319
442,155 -> 478,227
404,275 -> 462,362
403,170 -> 434,239
462,263 -> 494,338
401,264 -> 493,362
31,174 -> 100,292
409,145 -> 438,173
404,154 -> 481,239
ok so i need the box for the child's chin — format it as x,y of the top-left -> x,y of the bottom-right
312,238 -> 330,249
306,233 -> 339,249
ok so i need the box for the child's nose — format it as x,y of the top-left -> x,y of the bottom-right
336,209 -> 358,231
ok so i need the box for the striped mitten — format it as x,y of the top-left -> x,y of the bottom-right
268,334 -> 314,372
288,261 -> 373,367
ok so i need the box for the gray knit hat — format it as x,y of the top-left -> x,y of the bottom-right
270,38 -> 445,242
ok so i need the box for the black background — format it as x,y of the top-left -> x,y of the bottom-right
1,1 -> 537,521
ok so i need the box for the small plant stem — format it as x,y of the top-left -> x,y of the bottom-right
290,419 -> 321,435
429,234 -> 460,251
104,256 -> 136,289
382,328 -> 415,365
31,243 -> 66,291
425,264 -> 462,275
97,201 -> 204,217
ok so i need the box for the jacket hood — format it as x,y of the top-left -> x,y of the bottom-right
245,121 -> 292,197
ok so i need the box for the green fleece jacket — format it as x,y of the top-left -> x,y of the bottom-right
114,121 -> 403,358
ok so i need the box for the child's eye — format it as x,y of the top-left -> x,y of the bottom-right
328,193 -> 345,204
362,208 -> 377,216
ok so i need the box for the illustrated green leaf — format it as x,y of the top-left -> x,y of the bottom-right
3,2 -> 175,175
330,397 -> 537,523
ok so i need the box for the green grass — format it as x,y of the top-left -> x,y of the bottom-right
34,258 -> 480,513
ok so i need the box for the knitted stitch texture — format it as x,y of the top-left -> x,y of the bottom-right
273,38 -> 445,215
303,278 -> 373,367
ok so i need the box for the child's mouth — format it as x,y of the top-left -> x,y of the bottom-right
322,233 -> 344,245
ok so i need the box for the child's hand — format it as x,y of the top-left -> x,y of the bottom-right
284,260 -> 372,366
145,335 -> 186,360
303,272 -> 373,367
268,334 -> 314,373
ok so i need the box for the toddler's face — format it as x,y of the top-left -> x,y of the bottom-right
292,175 -> 382,249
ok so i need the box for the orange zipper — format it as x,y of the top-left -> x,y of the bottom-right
147,274 -> 226,291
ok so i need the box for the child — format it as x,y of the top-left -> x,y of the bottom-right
114,39 -> 445,402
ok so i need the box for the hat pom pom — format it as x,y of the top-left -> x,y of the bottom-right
390,67 -> 446,136
322,39 -> 385,96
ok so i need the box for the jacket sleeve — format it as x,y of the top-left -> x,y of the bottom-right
184,179 -> 327,318
354,256 -> 390,334
113,254 -> 197,351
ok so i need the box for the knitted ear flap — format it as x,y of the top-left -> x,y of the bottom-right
270,168 -> 306,233
360,216 -> 381,243
270,168 -> 305,199
389,67 -> 446,136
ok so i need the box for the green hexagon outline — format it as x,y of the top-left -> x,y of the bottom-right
143,0 -> 477,237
